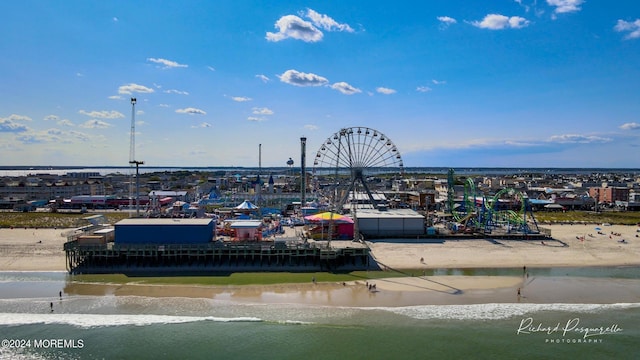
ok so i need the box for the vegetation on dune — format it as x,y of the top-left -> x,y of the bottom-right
533,211 -> 640,225
0,212 -> 130,228
2,210 -> 639,228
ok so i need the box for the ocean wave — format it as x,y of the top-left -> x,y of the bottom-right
273,319 -> 314,325
0,313 -> 263,328
363,303 -> 640,320
0,271 -> 66,283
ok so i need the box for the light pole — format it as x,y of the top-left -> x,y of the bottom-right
129,160 -> 144,217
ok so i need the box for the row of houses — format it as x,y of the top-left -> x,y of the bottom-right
2,169 -> 640,212
392,172 -> 640,211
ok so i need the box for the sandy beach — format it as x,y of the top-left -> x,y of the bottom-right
0,227 -> 69,271
369,223 -> 640,270
1,224 -> 638,272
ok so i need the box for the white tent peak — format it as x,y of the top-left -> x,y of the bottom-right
235,200 -> 259,210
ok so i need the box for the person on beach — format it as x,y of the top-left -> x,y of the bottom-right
59,291 -> 62,299
50,302 -> 53,312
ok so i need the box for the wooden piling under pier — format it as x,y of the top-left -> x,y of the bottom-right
63,240 -> 371,274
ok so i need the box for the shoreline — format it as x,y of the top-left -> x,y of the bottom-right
1,272 -> 634,308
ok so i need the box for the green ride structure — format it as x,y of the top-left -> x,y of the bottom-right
447,169 -> 540,235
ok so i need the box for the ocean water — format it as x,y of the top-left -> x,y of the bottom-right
0,272 -> 638,360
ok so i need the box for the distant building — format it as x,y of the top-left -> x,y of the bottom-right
589,186 -> 629,205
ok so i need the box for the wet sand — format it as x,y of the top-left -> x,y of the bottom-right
59,274 -> 640,307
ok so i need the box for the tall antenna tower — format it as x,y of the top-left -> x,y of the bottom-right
128,97 -> 144,217
129,97 -> 136,164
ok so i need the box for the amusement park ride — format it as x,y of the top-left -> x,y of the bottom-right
308,126 -> 539,239
446,169 -> 540,235
312,126 -> 404,213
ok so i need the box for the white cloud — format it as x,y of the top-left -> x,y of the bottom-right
247,117 -> 265,122
330,82 -> 362,95
432,79 -> 447,85
164,89 -> 190,95
13,128 -> 97,145
546,0 -> 584,14
57,119 -> 74,127
78,110 -> 125,119
266,15 -> 323,42
471,14 -> 530,30
266,9 -> 353,42
514,0 -> 528,11
620,122 -> 640,130
191,122 -> 212,128
44,115 -> 59,121
305,9 -> 354,32
118,83 -> 154,95
79,120 -> 112,129
252,107 -> 274,115
147,57 -> 188,69
304,124 -> 319,131
46,128 -> 64,136
279,69 -> 329,87
614,19 -> 640,40
16,132 -> 59,144
68,130 -> 92,142
437,16 -> 457,28
108,95 -> 123,100
176,107 -> 206,115
547,134 -> 611,143
159,104 -> 170,108
376,87 -> 396,95
0,119 -> 29,132
207,66 -> 216,72
416,86 -> 432,93
256,74 -> 270,82
231,96 -> 252,102
2,114 -> 32,122
0,114 -> 31,132
113,17 -> 119,22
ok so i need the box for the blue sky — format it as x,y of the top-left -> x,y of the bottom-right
1,0 -> 639,168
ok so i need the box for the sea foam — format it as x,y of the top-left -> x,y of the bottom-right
0,313 -> 263,328
363,302 -> 640,320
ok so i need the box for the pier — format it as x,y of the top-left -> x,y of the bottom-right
63,239 -> 371,274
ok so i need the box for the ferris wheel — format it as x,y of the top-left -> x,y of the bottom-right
312,127 -> 404,211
